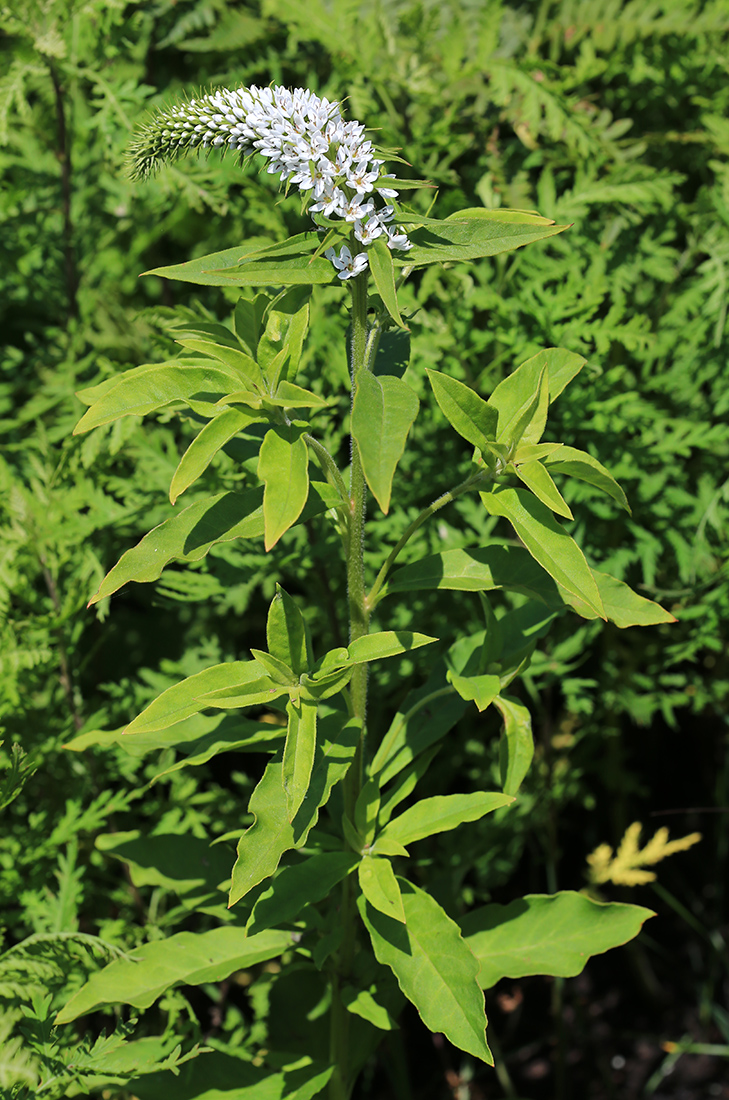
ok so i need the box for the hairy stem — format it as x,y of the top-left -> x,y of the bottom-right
329,267 -> 371,1100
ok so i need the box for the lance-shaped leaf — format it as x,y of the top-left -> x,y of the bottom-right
359,880 -> 493,1063
370,666 -> 468,784
173,335 -> 263,389
267,584 -> 311,676
545,445 -> 631,513
447,671 -> 502,712
283,698 -> 318,821
95,832 -> 233,910
384,544 -> 564,606
495,695 -> 534,796
358,857 -> 406,923
368,234 -> 404,326
378,792 -> 514,848
425,369 -> 497,453
351,373 -> 419,513
74,361 -> 243,434
354,777 -> 381,846
460,892 -> 655,989
272,381 -> 329,409
170,407 -> 258,504
259,424 -> 310,550
346,631 -> 437,665
229,716 -> 361,905
520,346 -> 586,402
55,926 -> 291,1022
130,1051 -> 333,1100
394,214 -> 567,268
87,482 -> 340,606
487,359 -> 547,448
124,660 -> 270,736
247,852 -> 358,936
144,234 -> 335,287
481,488 -> 605,619
341,984 -> 399,1031
514,460 -> 574,519
561,570 -> 676,627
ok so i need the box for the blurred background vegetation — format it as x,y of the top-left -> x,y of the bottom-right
1,0 -> 728,1096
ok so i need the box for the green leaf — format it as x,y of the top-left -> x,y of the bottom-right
524,347 -> 587,401
395,214 -> 567,268
259,425 -> 310,550
95,832 -> 233,910
247,852 -> 358,936
346,631 -> 437,665
351,372 -> 419,513
341,985 -> 399,1030
358,857 -> 406,923
545,445 -> 631,513
480,488 -> 605,618
282,699 -> 318,821
267,585 -> 311,677
74,361 -> 243,434
354,777 -> 381,846
514,460 -> 574,519
124,661 -> 270,736
460,892 -> 655,989
228,716 -> 361,905
173,335 -> 264,389
273,381 -> 329,409
494,695 -> 534,796
55,926 -> 291,1022
170,408 -> 257,504
368,234 -> 404,326
145,235 -> 335,287
425,369 -> 498,452
250,648 -> 295,686
376,747 -> 440,827
359,880 -> 493,1063
378,792 -> 514,848
563,570 -> 677,627
487,358 -> 547,447
447,671 -> 501,712
87,483 -> 340,605
130,1051 -> 333,1100
383,544 -> 564,605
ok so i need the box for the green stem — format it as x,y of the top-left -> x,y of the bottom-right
329,266 -> 371,1100
367,472 -> 488,608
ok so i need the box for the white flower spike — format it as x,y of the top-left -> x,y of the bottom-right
130,84 -> 412,277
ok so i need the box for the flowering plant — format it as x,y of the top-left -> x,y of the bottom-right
57,85 -> 672,1099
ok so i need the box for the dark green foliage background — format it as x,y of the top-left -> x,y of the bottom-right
1,0 -> 728,1094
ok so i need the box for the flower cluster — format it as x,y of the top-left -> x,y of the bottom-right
130,84 -> 412,279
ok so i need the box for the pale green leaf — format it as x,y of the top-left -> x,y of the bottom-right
95,832 -> 233,909
395,214 -> 567,267
341,984 -> 399,1030
87,483 -> 339,605
247,852 -> 358,936
545,445 -> 631,513
460,892 -> 654,989
229,716 -> 361,905
384,545 -> 564,606
480,488 -> 605,618
282,699 -> 318,821
351,372 -> 419,513
74,361 -> 242,434
267,585 -> 311,676
425,369 -> 497,452
346,631 -> 437,665
358,857 -> 406,923
494,695 -> 534,796
130,1051 -> 333,1100
170,408 -> 257,504
124,661 -> 269,736
55,927 -> 291,1022
368,234 -> 404,326
173,335 -> 263,389
359,880 -> 493,1063
379,792 -> 514,848
514,460 -> 574,519
561,570 -> 677,627
144,235 -> 334,287
487,358 -> 546,447
259,425 -> 310,550
447,671 -> 501,712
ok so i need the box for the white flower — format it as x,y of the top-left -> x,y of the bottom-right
325,245 -> 369,280
130,84 -> 413,272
